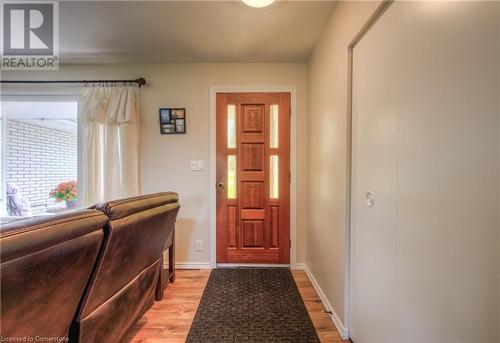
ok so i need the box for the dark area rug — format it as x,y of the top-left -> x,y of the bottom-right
186,268 -> 320,343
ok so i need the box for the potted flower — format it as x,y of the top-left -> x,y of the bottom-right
49,181 -> 78,209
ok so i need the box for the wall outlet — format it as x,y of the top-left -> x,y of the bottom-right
195,240 -> 203,251
190,160 -> 205,171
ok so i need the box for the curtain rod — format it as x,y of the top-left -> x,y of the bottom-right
0,77 -> 146,87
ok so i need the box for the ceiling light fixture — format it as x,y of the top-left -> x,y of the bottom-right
241,0 -> 276,8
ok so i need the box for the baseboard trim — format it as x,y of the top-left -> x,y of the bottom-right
217,263 -> 290,268
175,262 -> 211,270
303,264 -> 349,340
292,263 -> 306,270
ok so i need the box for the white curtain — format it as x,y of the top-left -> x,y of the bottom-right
79,86 -> 140,205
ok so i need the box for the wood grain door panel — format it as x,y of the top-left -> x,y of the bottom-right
216,93 -> 290,264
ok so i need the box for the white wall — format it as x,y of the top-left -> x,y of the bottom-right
2,63 -> 308,265
306,1 -> 380,326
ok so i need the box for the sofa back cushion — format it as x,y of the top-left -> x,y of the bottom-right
74,192 -> 180,342
81,192 -> 179,317
0,210 -> 107,338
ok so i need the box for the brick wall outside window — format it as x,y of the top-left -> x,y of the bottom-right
5,119 -> 77,215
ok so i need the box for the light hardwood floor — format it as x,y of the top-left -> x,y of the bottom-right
124,269 -> 347,343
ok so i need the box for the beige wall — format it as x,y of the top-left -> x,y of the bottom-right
2,63 -> 308,264
306,1 -> 380,326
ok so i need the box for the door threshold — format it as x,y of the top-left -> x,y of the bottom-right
217,263 -> 290,268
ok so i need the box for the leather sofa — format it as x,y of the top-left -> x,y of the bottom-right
0,210 -> 108,340
0,192 -> 180,343
71,192 -> 180,342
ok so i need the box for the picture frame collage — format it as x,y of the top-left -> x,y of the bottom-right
159,108 -> 186,134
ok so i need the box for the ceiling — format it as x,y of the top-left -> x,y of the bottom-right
59,0 -> 336,63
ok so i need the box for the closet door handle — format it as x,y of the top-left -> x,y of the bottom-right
365,192 -> 375,207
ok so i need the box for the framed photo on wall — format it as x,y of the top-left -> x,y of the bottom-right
159,108 -> 186,134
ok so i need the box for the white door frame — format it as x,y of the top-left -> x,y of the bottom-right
209,86 -> 298,269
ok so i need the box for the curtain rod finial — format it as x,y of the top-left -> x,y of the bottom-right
137,77 -> 146,87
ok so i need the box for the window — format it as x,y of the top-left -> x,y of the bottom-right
227,155 -> 237,199
1,97 -> 80,216
227,104 -> 236,149
270,155 -> 279,199
270,104 -> 279,148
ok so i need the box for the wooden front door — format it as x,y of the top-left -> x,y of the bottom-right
216,93 -> 290,264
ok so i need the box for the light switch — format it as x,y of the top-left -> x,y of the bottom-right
190,160 -> 205,171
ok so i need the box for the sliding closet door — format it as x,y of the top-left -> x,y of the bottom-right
350,4 -> 399,341
351,2 -> 499,342
394,2 -> 499,341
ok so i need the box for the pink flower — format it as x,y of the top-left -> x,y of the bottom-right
49,180 -> 78,201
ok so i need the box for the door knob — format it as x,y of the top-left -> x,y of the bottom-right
365,192 -> 375,207
217,182 -> 225,190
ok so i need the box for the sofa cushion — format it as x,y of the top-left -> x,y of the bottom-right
1,210 -> 107,339
93,192 -> 179,220
74,192 -> 180,343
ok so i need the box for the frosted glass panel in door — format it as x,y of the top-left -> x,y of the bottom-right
269,104 -> 279,149
269,155 -> 279,199
227,155 -> 237,199
227,105 -> 236,149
